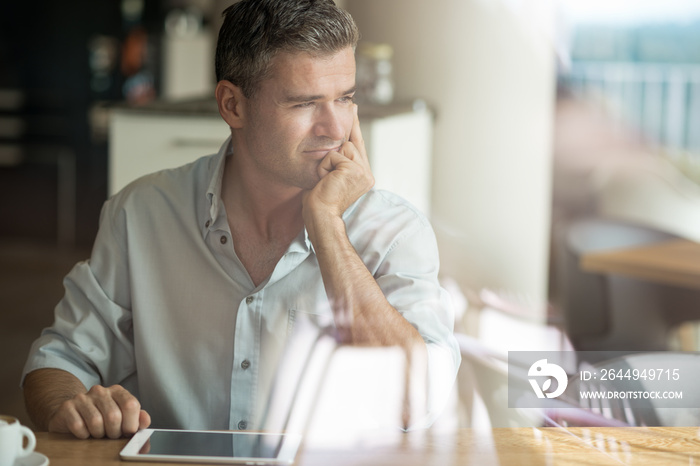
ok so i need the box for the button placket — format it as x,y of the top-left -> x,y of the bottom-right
238,298 -> 253,375
229,291 -> 262,433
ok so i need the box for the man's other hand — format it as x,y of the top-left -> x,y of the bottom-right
303,104 -> 374,220
48,384 -> 151,439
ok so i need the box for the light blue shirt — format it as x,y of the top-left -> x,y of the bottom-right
23,138 -> 460,431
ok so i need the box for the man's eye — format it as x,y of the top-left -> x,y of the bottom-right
338,95 -> 355,103
295,102 -> 314,108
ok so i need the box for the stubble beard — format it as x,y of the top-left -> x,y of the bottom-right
258,153 -> 321,192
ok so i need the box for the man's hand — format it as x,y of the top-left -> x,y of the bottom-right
302,104 -> 374,221
297,104 -> 424,348
48,384 -> 151,439
24,369 -> 151,439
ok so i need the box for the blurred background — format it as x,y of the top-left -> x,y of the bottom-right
2,0 -> 700,430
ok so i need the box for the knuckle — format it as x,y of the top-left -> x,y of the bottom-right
104,408 -> 122,425
123,398 -> 141,412
59,398 -> 76,410
68,421 -> 89,439
86,416 -> 104,435
67,418 -> 83,431
88,385 -> 107,397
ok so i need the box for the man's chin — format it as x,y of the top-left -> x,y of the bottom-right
282,164 -> 321,191
295,169 -> 322,191
299,177 -> 320,191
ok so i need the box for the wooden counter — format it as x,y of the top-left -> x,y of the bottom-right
581,239 -> 700,290
35,426 -> 700,466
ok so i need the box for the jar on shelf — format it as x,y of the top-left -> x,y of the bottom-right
356,42 -> 395,105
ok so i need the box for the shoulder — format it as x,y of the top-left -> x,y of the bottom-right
106,153 -> 216,213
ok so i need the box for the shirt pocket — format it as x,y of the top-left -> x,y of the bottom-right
287,306 -> 335,338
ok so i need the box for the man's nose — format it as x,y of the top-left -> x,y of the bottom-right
314,104 -> 347,141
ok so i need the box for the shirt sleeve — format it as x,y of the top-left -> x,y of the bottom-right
21,196 -> 136,391
374,221 -> 462,429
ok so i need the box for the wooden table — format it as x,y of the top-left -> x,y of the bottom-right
581,239 -> 700,290
34,427 -> 700,465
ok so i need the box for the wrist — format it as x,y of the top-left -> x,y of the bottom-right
303,207 -> 346,248
302,193 -> 341,221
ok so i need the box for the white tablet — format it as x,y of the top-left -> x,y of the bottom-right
120,429 -> 302,464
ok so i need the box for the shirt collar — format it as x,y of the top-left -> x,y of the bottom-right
293,227 -> 314,254
204,136 -> 233,233
202,136 -> 314,254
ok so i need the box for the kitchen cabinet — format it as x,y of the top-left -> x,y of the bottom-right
109,99 -> 433,214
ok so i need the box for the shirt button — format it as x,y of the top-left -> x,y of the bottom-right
220,235 -> 227,245
241,359 -> 250,370
238,420 -> 247,430
246,296 -> 254,304
205,220 -> 211,228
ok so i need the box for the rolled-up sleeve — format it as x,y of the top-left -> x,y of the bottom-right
22,196 -> 136,391
374,218 -> 461,429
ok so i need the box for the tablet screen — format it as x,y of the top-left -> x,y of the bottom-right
121,429 -> 301,464
139,431 -> 286,459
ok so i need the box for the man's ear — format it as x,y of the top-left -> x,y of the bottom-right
215,80 -> 245,129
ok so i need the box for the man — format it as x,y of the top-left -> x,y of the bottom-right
22,0 -> 460,439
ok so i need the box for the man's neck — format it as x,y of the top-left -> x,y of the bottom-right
221,151 -> 305,241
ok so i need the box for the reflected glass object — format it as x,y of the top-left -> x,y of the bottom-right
356,42 -> 395,105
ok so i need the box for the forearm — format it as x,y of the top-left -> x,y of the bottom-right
306,213 -> 424,348
23,368 -> 87,430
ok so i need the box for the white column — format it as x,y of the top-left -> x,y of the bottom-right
346,0 -> 556,304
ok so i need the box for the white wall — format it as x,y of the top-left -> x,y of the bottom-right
346,0 -> 556,304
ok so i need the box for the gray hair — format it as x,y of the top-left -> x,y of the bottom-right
215,0 -> 360,98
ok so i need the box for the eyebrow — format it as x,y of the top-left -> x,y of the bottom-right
283,86 -> 357,103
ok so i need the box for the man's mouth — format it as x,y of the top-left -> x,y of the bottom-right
303,146 -> 341,158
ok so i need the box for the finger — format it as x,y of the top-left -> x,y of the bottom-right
49,400 -> 90,439
348,104 -> 367,161
73,392 -> 107,438
110,386 -> 142,436
124,410 -> 151,438
88,386 -> 122,438
317,150 -> 350,178
139,410 -> 152,431
88,385 -> 126,438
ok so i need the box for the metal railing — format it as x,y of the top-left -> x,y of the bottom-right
563,62 -> 700,155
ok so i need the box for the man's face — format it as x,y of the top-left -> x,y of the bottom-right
239,47 -> 357,190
